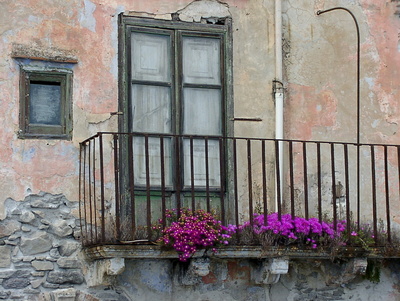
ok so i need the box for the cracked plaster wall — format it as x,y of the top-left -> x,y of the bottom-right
0,0 -> 273,219
283,0 -> 400,144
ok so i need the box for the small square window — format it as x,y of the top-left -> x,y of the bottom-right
19,67 -> 72,140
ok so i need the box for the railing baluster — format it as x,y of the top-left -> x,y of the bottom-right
144,135 -> 151,238
160,136 -> 166,230
113,134 -> 121,242
371,145 -> 378,243
289,141 -> 295,217
190,137 -> 195,210
175,135 -> 181,216
247,139 -> 253,226
233,138 -> 239,238
219,137 -> 225,225
205,138 -> 210,212
317,143 -> 322,222
384,146 -> 391,243
99,134 -> 105,243
92,138 -> 98,244
331,143 -> 337,230
128,135 -> 136,238
344,144 -> 350,236
303,142 -> 309,219
83,142 -> 88,245
88,140 -> 93,244
262,140 -> 268,226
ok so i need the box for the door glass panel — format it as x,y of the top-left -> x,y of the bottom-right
131,84 -> 171,134
183,88 -> 221,136
133,136 -> 172,187
183,139 -> 220,187
131,32 -> 171,82
182,36 -> 220,85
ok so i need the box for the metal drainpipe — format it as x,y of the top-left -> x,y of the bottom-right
275,0 -> 284,212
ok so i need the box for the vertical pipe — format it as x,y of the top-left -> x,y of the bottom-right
275,0 -> 284,213
275,140 -> 282,219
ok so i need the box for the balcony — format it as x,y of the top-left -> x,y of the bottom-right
79,132 -> 400,259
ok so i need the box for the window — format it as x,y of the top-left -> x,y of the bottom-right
19,67 -> 73,140
119,16 -> 232,193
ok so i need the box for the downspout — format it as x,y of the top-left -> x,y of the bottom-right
274,0 -> 284,212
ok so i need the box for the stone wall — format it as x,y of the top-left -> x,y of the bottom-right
1,192 -> 400,300
0,192 -> 127,301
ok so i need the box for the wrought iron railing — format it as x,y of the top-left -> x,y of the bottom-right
79,132 -> 400,248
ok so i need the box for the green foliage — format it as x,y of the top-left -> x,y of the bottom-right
364,260 -> 381,283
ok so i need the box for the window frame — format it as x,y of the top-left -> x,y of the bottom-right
118,15 -> 233,192
19,67 -> 73,140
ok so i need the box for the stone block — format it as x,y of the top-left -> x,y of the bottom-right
20,231 -> 53,255
0,219 -> 21,239
51,220 -> 73,237
0,246 -> 11,268
47,270 -> 84,284
107,258 -> 125,276
2,277 -> 30,289
58,241 -> 80,256
57,258 -> 80,269
31,277 -> 45,289
32,260 -> 54,271
19,211 -> 36,224
51,288 -> 77,301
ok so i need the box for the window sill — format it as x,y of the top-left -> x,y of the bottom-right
83,244 -> 400,261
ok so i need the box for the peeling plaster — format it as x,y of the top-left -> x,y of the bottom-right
178,0 -> 231,22
79,0 -> 97,32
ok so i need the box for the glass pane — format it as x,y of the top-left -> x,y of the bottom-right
29,83 -> 61,125
183,36 -> 220,85
131,85 -> 171,134
131,32 -> 171,82
183,88 -> 221,135
133,137 -> 172,187
183,139 -> 220,187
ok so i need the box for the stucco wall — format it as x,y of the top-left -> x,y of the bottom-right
0,0 -> 276,219
1,0 -> 400,299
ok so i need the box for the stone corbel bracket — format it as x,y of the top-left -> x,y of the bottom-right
252,258 -> 289,285
181,258 -> 211,286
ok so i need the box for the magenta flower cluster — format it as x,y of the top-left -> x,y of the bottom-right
238,213 -> 346,248
155,209 -> 233,262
